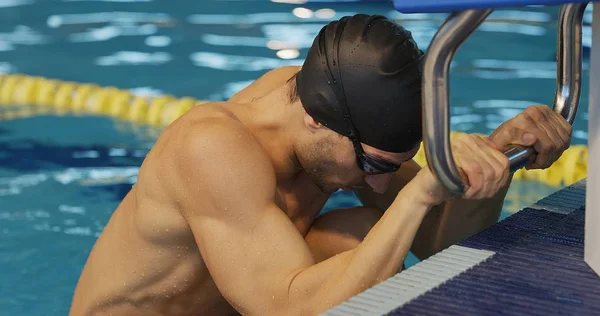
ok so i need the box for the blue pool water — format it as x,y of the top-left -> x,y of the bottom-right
0,0 -> 592,315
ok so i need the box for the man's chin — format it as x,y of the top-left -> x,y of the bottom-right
315,183 -> 341,195
323,187 -> 341,194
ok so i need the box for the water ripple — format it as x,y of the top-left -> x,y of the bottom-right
190,51 -> 302,71
47,12 -> 172,28
96,51 -> 172,66
0,26 -> 49,52
68,24 -> 157,42
53,167 -> 139,186
187,11 -> 356,25
0,0 -> 33,8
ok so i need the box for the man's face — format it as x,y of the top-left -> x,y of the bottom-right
301,133 -> 419,194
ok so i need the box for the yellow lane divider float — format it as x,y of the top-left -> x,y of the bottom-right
0,73 -> 588,187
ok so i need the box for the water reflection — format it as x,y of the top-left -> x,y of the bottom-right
96,51 -> 171,66
0,26 -> 48,51
0,0 -> 32,8
69,24 -> 157,42
190,52 -> 302,71
187,11 -> 354,25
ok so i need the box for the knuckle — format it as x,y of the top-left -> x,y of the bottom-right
466,164 -> 483,175
524,106 -> 544,122
501,155 -> 510,168
497,166 -> 506,181
499,157 -> 510,173
541,141 -> 553,152
565,124 -> 573,135
559,138 -> 568,150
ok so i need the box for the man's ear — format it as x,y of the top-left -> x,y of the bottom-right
303,110 -> 323,133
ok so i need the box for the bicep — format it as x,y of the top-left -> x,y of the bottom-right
187,202 -> 314,314
175,126 -> 313,314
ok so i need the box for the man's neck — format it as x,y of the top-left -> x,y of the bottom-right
237,92 -> 304,186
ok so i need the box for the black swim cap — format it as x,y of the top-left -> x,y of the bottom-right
296,14 -> 424,153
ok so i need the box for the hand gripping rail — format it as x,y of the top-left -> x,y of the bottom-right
423,3 -> 587,194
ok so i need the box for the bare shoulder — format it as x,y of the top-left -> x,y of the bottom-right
228,66 -> 301,103
165,107 -> 277,215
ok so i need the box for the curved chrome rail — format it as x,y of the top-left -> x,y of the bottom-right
422,3 -> 588,195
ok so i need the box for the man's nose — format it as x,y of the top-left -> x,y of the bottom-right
365,173 -> 393,194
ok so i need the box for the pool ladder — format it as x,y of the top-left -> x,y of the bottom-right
422,3 -> 588,194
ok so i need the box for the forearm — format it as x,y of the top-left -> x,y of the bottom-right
286,175 -> 433,314
412,174 -> 514,260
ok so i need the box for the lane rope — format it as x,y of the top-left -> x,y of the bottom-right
0,73 -> 587,187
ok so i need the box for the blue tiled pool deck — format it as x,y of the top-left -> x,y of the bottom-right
324,180 -> 600,316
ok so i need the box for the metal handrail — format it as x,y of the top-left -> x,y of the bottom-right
422,3 -> 587,195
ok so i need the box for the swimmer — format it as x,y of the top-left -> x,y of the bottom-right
69,14 -> 572,316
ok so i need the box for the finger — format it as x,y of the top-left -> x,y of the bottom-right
546,109 -> 572,150
454,138 -> 484,199
474,136 -> 509,197
492,124 -> 537,149
527,128 -> 556,169
538,107 -> 566,151
534,122 -> 562,168
525,155 -> 538,170
546,106 -> 573,138
543,110 -> 572,165
522,107 -> 562,168
481,137 -> 511,190
462,136 -> 496,199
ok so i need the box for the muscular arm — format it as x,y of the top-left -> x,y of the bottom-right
173,121 -> 435,315
355,159 -> 512,261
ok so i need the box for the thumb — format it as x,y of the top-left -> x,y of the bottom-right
491,128 -> 537,149
520,132 -> 537,146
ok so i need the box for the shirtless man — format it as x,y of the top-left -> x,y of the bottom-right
69,14 -> 572,316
